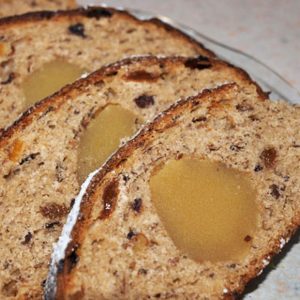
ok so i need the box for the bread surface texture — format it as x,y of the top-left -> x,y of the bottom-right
0,0 -> 76,18
55,84 -> 300,299
0,56 -> 263,299
0,6 -> 214,129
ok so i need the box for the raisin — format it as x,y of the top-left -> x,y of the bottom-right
244,235 -> 252,242
45,221 -> 61,229
21,232 -> 32,245
270,184 -> 280,199
68,23 -> 86,38
127,229 -> 136,240
131,198 -> 142,213
134,95 -> 155,108
39,203 -> 68,220
100,179 -> 119,219
260,147 -> 277,168
19,152 -> 40,165
184,56 -> 211,70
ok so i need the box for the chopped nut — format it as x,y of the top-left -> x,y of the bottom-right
260,147 -> 277,168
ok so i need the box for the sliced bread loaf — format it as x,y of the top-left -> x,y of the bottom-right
0,0 -> 76,18
53,83 -> 300,299
0,56 -> 264,299
0,6 -> 214,129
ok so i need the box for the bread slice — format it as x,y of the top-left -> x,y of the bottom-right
51,83 -> 300,299
0,6 -> 214,129
0,56 -> 264,299
0,0 -> 76,18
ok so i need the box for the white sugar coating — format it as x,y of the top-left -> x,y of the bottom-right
279,237 -> 287,249
262,258 -> 270,267
44,168 -> 100,299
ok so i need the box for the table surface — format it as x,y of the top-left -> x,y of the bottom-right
80,0 -> 300,94
78,1 -> 300,299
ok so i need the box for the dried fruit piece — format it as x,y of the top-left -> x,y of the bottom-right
134,94 -> 155,108
100,179 -> 119,219
131,198 -> 142,213
8,139 -> 25,162
260,147 -> 277,168
39,203 -> 68,220
68,23 -> 86,38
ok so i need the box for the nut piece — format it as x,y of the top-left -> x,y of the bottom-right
260,147 -> 277,168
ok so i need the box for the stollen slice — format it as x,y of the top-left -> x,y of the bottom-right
0,6 -> 214,129
51,84 -> 299,299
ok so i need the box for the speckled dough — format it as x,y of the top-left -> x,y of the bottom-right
55,84 -> 300,299
0,6 -> 214,129
0,0 -> 76,18
0,56 -> 263,299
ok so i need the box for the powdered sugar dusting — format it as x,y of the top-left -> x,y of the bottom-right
44,168 -> 100,299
